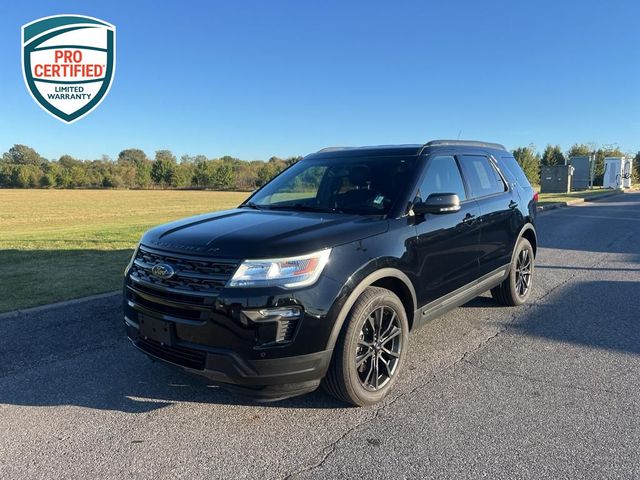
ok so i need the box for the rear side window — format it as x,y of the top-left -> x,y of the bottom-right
417,155 -> 467,201
501,155 -> 533,189
459,155 -> 507,199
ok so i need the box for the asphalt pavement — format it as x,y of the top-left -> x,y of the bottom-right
1,192 -> 639,479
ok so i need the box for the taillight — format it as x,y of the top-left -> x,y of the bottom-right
533,192 -> 539,202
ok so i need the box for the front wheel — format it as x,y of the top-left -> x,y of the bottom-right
322,286 -> 409,406
491,237 -> 534,306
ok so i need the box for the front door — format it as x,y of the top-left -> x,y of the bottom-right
410,154 -> 482,307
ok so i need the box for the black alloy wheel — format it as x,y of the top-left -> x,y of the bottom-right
515,248 -> 532,297
491,237 -> 535,306
322,286 -> 409,406
355,305 -> 403,391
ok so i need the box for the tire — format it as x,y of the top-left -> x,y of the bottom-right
491,237 -> 534,306
322,286 -> 409,407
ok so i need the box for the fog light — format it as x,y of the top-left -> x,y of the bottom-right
243,306 -> 303,345
258,306 -> 302,318
242,306 -> 302,322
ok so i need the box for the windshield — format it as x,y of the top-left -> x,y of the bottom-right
245,155 -> 418,215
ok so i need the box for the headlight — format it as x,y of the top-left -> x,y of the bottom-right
227,249 -> 331,288
124,243 -> 140,274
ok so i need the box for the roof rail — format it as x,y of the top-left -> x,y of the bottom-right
316,146 -> 353,153
424,139 -> 507,151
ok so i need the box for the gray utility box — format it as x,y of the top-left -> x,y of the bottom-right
540,165 -> 574,193
569,156 -> 591,190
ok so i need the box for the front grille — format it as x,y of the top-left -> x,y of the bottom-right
129,290 -> 204,320
129,246 -> 238,296
133,282 -> 209,306
126,246 -> 239,321
136,338 -> 206,370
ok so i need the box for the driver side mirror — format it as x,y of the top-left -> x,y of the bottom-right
413,193 -> 461,215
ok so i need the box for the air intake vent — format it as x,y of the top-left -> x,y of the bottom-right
275,318 -> 299,343
136,338 -> 206,370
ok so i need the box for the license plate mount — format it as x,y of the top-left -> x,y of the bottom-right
138,315 -> 174,345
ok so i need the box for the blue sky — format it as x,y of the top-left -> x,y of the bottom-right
0,0 -> 638,160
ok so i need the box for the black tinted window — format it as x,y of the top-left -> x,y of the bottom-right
459,155 -> 506,198
248,155 -> 418,215
417,155 -> 467,201
501,155 -> 532,188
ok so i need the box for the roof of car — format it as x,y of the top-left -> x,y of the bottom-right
313,144 -> 424,157
311,140 -> 506,158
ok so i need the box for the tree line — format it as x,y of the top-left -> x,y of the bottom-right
0,145 -> 301,190
512,144 -> 639,186
1,143 -> 638,190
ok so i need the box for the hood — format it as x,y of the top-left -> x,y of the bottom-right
141,208 -> 388,259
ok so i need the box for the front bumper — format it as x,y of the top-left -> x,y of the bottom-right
122,243 -> 352,400
125,318 -> 331,400
122,255 -> 347,400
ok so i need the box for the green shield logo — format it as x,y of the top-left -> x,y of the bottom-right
21,15 -> 116,124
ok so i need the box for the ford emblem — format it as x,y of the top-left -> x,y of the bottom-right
151,263 -> 176,279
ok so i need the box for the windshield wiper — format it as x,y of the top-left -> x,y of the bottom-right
239,201 -> 269,210
267,203 -> 339,213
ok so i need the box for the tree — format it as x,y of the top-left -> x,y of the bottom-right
234,163 -> 259,191
257,162 -> 280,186
193,159 -> 215,188
117,148 -> 152,187
56,165 -> 73,188
102,172 -> 125,188
512,145 -> 541,185
213,163 -> 234,190
117,148 -> 148,167
0,160 -> 11,186
566,144 -> 591,158
41,162 -> 62,188
58,154 -> 79,169
151,150 -> 177,187
219,155 -> 240,164
285,156 -> 303,167
541,145 -> 565,166
68,165 -> 88,187
11,164 -> 43,187
633,152 -> 640,184
116,163 -> 137,188
3,144 -> 44,166
135,162 -> 153,188
173,162 -> 195,188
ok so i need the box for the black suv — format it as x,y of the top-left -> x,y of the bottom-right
124,140 -> 537,406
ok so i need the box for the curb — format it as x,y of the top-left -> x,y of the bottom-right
0,290 -> 121,320
536,190 -> 626,213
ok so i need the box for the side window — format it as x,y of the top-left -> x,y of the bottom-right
417,155 -> 467,202
459,155 -> 507,199
501,155 -> 532,189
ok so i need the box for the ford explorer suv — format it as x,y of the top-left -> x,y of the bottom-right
123,140 -> 538,406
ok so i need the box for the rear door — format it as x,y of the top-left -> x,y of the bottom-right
411,154 -> 482,306
458,154 -> 518,278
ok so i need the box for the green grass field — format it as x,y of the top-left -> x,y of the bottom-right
536,187 -> 616,206
0,189 -> 248,312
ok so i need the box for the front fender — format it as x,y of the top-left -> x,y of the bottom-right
323,264 -> 417,353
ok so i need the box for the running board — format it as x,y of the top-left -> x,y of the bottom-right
417,265 -> 509,327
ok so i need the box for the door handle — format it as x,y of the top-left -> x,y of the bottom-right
508,200 -> 518,210
462,213 -> 476,225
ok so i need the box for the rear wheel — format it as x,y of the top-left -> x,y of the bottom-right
491,237 -> 534,306
322,286 -> 409,406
